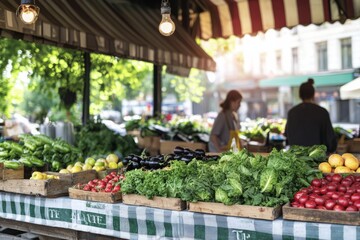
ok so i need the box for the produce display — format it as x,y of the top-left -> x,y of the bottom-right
318,153 -> 360,173
75,119 -> 140,157
290,174 -> 360,211
121,147 -> 322,207
60,153 -> 123,173
73,171 -> 123,193
0,134 -> 82,171
122,147 -> 219,171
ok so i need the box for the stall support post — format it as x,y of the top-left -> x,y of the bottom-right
153,64 -> 162,117
82,52 -> 91,125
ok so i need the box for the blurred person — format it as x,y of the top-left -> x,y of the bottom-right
209,90 -> 243,152
284,78 -> 337,152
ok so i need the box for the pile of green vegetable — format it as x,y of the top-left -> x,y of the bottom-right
286,145 -> 327,167
121,147 -> 323,207
75,119 -> 139,158
0,134 -> 82,171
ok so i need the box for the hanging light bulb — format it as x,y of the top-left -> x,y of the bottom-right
159,0 -> 175,36
16,0 -> 40,24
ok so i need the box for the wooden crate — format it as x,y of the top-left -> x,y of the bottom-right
283,203 -> 360,225
46,170 -> 97,185
160,140 -> 207,155
1,178 -> 72,197
188,202 -> 282,220
0,162 -> 24,180
68,187 -> 122,203
122,194 -> 186,211
348,138 -> 360,153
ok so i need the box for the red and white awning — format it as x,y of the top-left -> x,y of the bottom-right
196,0 -> 360,39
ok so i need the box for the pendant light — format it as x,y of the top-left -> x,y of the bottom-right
159,0 -> 175,36
16,0 -> 40,24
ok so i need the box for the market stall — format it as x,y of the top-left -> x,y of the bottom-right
0,192 -> 359,240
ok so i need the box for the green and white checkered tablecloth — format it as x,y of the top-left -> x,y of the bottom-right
0,192 -> 359,240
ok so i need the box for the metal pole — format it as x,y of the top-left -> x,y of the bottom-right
153,64 -> 162,117
82,52 -> 91,125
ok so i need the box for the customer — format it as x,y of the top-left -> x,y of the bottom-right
285,78 -> 337,152
209,90 -> 242,152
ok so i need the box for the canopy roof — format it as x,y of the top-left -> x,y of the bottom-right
0,1 -> 359,71
195,0 -> 360,39
259,70 -> 355,88
0,0 -> 216,71
340,76 -> 360,99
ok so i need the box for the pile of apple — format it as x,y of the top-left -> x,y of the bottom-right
30,171 -> 60,180
59,153 -> 123,173
291,174 -> 360,211
74,171 -> 123,193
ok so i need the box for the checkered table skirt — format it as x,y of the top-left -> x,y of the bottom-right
0,192 -> 358,239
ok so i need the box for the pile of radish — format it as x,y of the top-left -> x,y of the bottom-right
291,174 -> 360,211
74,171 -> 124,193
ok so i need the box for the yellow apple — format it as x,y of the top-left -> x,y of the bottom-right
66,164 -> 74,172
106,154 -> 119,164
31,171 -> 44,180
74,162 -> 84,167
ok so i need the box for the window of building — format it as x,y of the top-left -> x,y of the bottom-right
276,50 -> 282,72
260,53 -> 266,74
316,42 -> 328,71
292,47 -> 299,74
341,38 -> 352,69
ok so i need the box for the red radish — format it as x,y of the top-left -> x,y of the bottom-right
346,206 -> 358,212
314,196 -> 325,206
316,205 -> 326,210
299,195 -> 309,204
305,200 -> 317,209
353,200 -> 360,209
337,185 -> 347,193
333,204 -> 345,211
311,179 -> 322,188
325,199 -> 336,210
351,193 -> 360,202
338,197 -> 350,207
332,174 -> 342,183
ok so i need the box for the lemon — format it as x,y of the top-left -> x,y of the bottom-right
108,162 -> 118,169
318,162 -> 332,173
334,166 -> 352,173
71,166 -> 83,173
356,168 -> 360,173
118,162 -> 124,168
328,154 -> 344,168
59,169 -> 70,174
82,163 -> 93,171
66,164 -> 74,172
92,166 -> 105,172
74,162 -> 84,167
344,156 -> 359,170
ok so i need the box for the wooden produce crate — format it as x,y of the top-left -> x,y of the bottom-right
122,194 -> 186,211
283,203 -> 360,225
68,187 -> 122,203
160,140 -> 206,155
1,178 -> 72,197
348,138 -> 360,153
0,162 -> 24,180
46,170 -> 97,185
188,202 -> 282,220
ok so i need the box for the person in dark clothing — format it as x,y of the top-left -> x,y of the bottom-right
285,78 -> 337,152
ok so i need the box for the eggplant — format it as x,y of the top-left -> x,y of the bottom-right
186,153 -> 195,159
166,153 -> 175,160
150,156 -> 160,162
195,149 -> 205,157
132,156 -> 142,163
173,146 -> 184,155
148,161 -> 161,169
173,155 -> 182,160
131,161 -> 140,169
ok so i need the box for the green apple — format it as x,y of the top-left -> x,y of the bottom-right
85,157 -> 96,167
108,162 -> 118,169
82,163 -> 93,171
74,161 -> 84,167
59,169 -> 70,174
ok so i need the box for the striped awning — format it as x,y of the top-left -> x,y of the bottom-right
0,0 -> 216,71
196,0 -> 360,40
